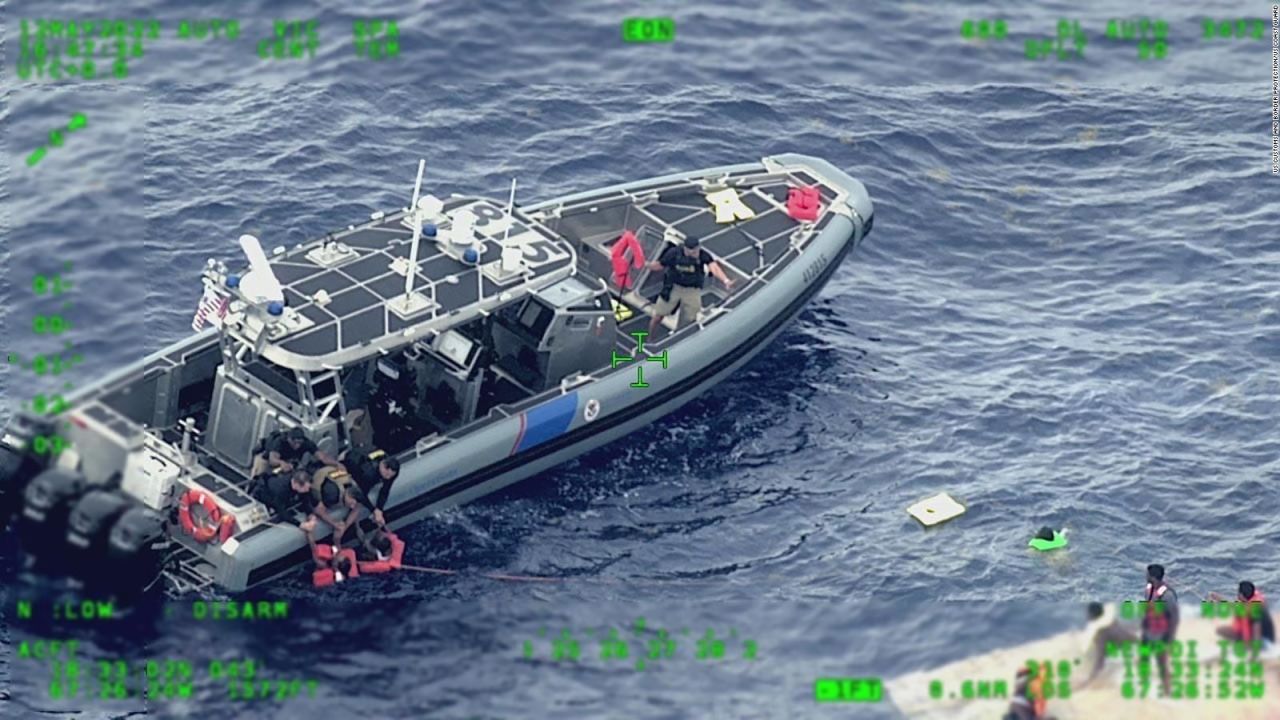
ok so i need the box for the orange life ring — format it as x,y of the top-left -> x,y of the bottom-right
178,489 -> 223,543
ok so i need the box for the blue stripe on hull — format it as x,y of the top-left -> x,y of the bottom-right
514,392 -> 577,454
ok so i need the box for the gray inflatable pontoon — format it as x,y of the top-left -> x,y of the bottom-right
0,154 -> 874,595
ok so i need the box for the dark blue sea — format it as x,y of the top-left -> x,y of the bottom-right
2,1 -> 1278,718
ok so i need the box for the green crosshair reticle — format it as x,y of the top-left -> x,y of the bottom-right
610,331 -> 670,388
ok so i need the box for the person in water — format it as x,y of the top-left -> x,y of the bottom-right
646,236 -> 734,333
354,526 -> 406,575
1140,563 -> 1179,697
1077,601 -> 1137,689
306,523 -> 359,587
1210,581 -> 1275,653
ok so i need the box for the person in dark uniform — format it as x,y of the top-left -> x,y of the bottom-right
299,466 -> 366,546
1140,563 -> 1179,697
250,427 -> 341,479
645,236 -> 734,333
348,453 -> 400,528
251,469 -> 317,518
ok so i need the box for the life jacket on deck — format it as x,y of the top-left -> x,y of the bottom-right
312,544 -> 360,588
786,186 -> 821,222
1233,589 -> 1268,642
1143,582 -> 1173,636
610,231 -> 646,290
357,533 -> 406,574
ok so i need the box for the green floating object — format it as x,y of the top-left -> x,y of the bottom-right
1029,526 -> 1068,551
68,113 -> 87,131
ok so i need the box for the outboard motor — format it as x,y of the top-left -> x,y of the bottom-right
100,506 -> 168,598
66,490 -> 132,579
0,443 -> 28,529
19,468 -> 88,568
0,414 -> 58,529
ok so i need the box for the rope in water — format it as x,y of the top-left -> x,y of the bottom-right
395,564 -> 736,586
398,564 -> 562,583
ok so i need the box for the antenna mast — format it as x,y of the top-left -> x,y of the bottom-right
388,159 -> 434,318
479,177 -> 519,299
502,177 -> 517,247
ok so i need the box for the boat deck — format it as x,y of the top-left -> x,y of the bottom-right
260,197 -> 576,367
538,162 -> 847,349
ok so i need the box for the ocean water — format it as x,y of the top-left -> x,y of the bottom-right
2,1 -> 1279,718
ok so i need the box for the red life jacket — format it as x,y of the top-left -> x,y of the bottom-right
312,545 -> 360,588
610,231 -> 646,290
786,186 -> 821,222
1233,589 -> 1267,642
357,533 -> 405,574
1143,582 -> 1172,635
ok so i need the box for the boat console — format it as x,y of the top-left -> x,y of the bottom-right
490,276 -> 613,393
409,328 -> 486,433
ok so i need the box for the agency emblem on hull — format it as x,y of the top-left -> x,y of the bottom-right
584,399 -> 601,422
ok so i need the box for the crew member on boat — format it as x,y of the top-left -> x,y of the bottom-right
299,466 -> 366,546
646,236 -> 734,334
346,451 -> 400,528
250,469 -> 316,518
250,427 -> 341,479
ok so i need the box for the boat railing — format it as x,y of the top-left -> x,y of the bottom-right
696,305 -> 732,329
415,433 -> 449,454
559,372 -> 594,394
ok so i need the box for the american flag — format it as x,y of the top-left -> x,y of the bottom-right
191,285 -> 230,331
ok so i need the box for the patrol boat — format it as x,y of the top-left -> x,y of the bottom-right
0,154 -> 874,595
